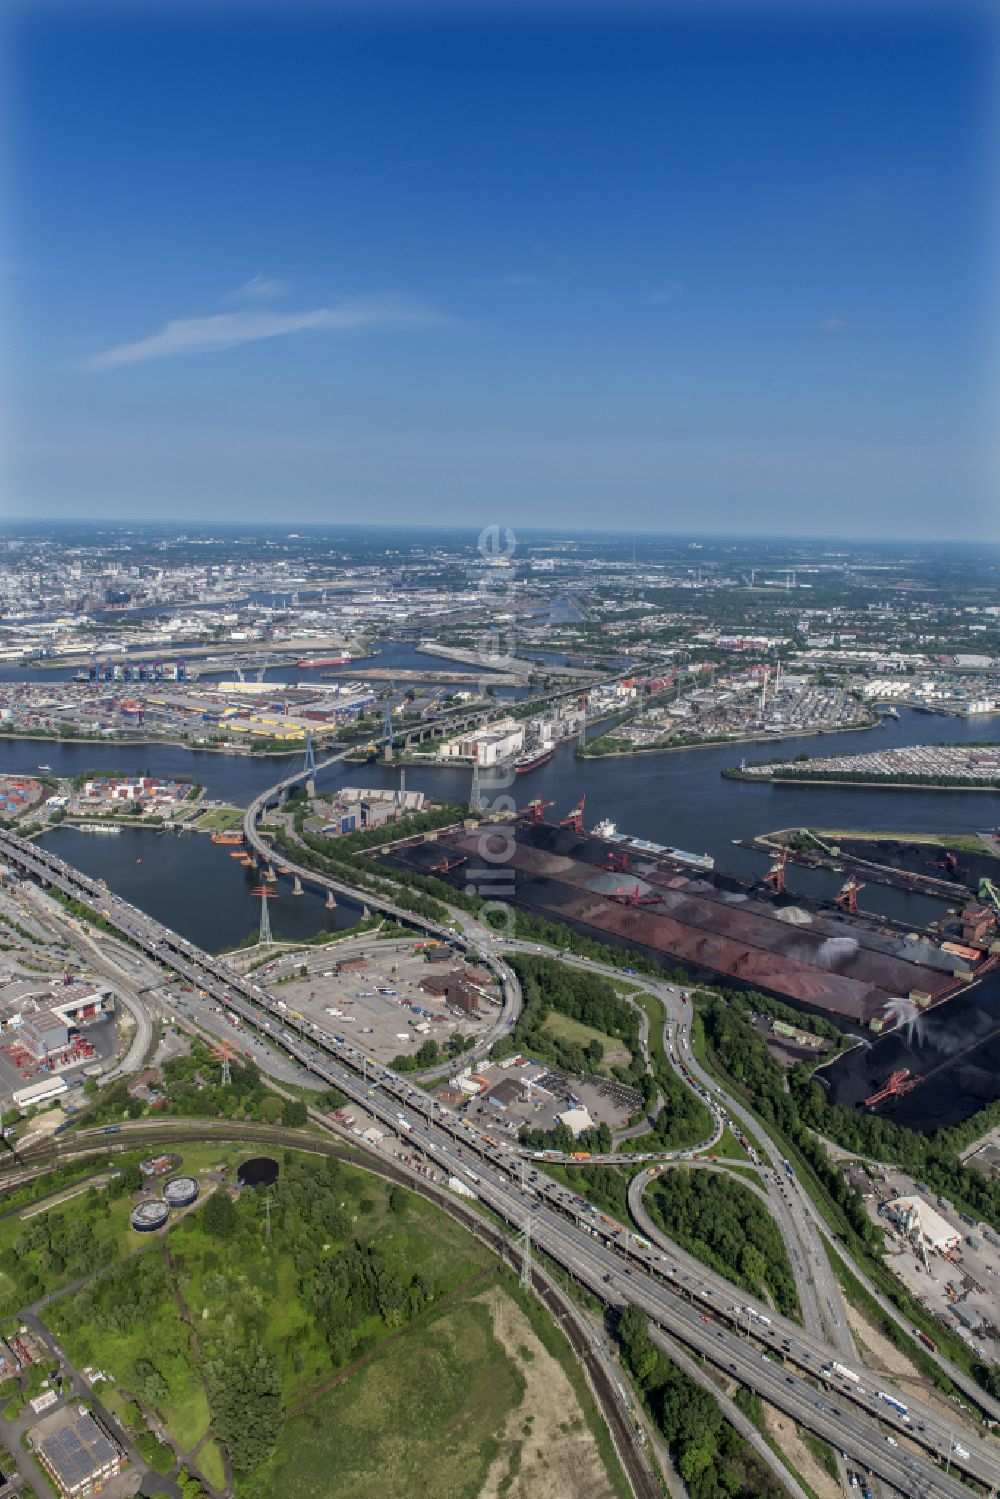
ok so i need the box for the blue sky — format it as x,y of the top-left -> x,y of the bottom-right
3,1 -> 997,537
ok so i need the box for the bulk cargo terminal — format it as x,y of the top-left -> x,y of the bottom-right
378,809 -> 995,1031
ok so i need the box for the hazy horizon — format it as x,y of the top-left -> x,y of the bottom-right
3,1 -> 998,540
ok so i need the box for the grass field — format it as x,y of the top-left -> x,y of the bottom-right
238,1273 -> 628,1499
199,1439 -> 226,1490
190,805 -> 244,832
43,1147 -> 620,1496
239,1286 -> 520,1499
540,1011 -> 629,1073
24,1141 -> 629,1497
814,828 -> 994,854
705,1124 -> 749,1161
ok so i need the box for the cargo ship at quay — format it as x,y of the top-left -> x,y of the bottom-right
379,808 -> 993,1033
513,746 -> 555,774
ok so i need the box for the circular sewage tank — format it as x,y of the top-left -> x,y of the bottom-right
131,1199 -> 169,1233
163,1176 -> 199,1209
237,1156 -> 279,1189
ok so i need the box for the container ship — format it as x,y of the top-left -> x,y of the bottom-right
296,654 -> 352,668
514,747 -> 554,774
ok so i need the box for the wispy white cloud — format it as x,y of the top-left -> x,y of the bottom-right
230,273 -> 292,301
83,295 -> 441,372
649,284 -> 682,305
818,316 -> 845,332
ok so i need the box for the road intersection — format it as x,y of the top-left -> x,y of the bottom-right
1,822 -> 998,1499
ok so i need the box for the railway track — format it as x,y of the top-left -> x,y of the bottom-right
0,1118 -> 663,1499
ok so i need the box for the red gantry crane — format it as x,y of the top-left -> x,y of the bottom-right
559,795 -> 587,836
835,876 -> 865,915
762,846 -> 788,896
517,798 -> 556,823
864,1069 -> 922,1108
610,883 -> 661,907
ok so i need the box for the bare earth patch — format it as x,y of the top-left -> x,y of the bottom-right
762,1403 -> 840,1499
478,1288 -> 614,1499
843,1303 -> 959,1424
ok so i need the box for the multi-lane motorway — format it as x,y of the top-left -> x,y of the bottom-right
1,826 -> 997,1499
240,745 -> 525,1065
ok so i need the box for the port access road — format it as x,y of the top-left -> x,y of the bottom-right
1,829 -> 997,1499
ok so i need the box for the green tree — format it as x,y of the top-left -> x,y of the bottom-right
202,1191 -> 237,1240
281,1098 -> 308,1128
205,1340 -> 282,1474
120,1163 -> 143,1194
740,1243 -> 767,1293
130,1357 -> 169,1409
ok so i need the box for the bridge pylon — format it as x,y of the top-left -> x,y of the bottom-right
303,730 -> 317,778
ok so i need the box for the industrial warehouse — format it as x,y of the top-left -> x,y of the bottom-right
380,812 -> 987,1029
30,1407 -> 124,1497
0,976 -> 116,1109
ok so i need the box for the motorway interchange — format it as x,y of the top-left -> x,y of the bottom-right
1,820 -> 999,1499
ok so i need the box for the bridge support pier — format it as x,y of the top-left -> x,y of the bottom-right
325,890 -> 337,909
293,876 -> 303,896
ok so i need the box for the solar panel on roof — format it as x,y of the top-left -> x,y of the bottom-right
40,1413 -> 119,1490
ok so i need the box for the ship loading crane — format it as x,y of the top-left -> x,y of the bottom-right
611,883 -> 661,907
978,877 -> 1000,914
799,828 -> 841,859
517,798 -> 555,824
835,876 -> 865,915
864,1069 -> 922,1108
762,847 -> 788,896
559,795 -> 587,836
427,854 -> 468,876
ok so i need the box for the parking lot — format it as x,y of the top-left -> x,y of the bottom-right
451,1055 -> 643,1141
250,939 -> 500,1067
0,1012 -> 120,1108
862,1168 -> 1000,1368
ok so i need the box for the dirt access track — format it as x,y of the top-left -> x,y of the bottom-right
479,1286 -> 614,1499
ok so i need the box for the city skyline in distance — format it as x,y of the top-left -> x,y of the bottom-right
3,0 -> 997,539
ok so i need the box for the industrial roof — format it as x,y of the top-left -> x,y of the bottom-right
38,1412 -> 118,1491
888,1196 -> 961,1251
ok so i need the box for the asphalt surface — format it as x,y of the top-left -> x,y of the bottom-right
2,826 -> 999,1499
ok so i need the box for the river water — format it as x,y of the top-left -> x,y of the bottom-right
5,705 -> 1000,1129
0,638 -> 531,699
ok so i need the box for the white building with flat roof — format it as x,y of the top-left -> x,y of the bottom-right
887,1196 -> 961,1255
557,1106 -> 594,1138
